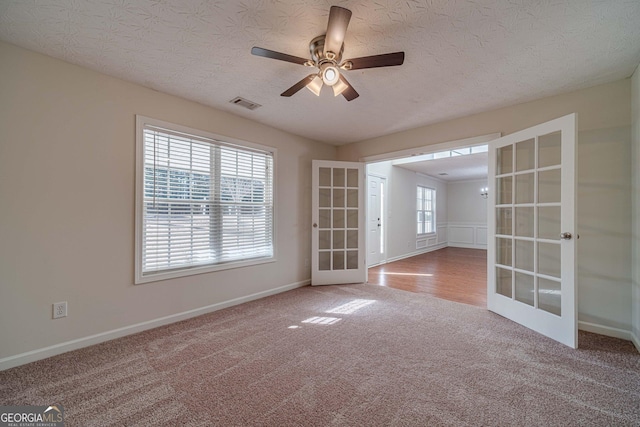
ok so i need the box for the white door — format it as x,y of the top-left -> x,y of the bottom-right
367,174 -> 386,266
487,113 -> 577,348
312,160 -> 366,285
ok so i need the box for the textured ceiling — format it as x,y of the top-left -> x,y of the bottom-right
1,1 -> 639,145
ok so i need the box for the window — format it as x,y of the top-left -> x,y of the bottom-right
417,186 -> 436,235
135,116 -> 275,283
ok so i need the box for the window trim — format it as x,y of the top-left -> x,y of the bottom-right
134,115 -> 277,284
416,185 -> 436,236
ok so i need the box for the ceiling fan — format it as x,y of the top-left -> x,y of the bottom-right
251,5 -> 405,101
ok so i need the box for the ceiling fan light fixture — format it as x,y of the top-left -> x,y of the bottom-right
306,75 -> 323,96
332,78 -> 348,97
251,6 -> 404,101
321,64 -> 340,86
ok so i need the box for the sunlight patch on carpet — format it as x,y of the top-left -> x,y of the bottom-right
326,299 -> 376,314
301,316 -> 341,325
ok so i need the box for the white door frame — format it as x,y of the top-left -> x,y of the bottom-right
367,173 -> 387,267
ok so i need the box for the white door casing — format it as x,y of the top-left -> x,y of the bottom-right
367,174 -> 386,266
312,160 -> 366,285
487,113 -> 577,348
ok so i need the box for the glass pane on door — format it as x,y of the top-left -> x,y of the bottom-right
319,167 -> 331,186
538,242 -> 561,278
496,267 -> 512,298
514,240 -> 534,271
497,145 -> 513,175
496,207 -> 512,235
515,138 -> 535,171
515,173 -> 535,204
515,207 -> 534,237
538,169 -> 561,203
515,272 -> 534,306
538,132 -> 561,168
539,277 -> 561,316
496,238 -> 512,266
538,206 -> 561,240
319,252 -> 330,271
496,177 -> 513,205
333,168 -> 345,187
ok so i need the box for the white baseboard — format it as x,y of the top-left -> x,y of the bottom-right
578,321 -> 635,343
447,242 -> 487,250
0,280 -> 310,371
374,243 -> 448,267
631,330 -> 640,353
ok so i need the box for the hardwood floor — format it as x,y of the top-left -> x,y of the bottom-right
367,247 -> 487,307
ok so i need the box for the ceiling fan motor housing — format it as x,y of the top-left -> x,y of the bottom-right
309,35 -> 344,66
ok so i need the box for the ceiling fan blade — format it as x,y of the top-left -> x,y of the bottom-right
342,52 -> 405,70
324,6 -> 352,58
281,74 -> 318,97
251,47 -> 309,66
338,74 -> 359,101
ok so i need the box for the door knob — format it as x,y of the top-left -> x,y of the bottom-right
560,232 -> 572,240
313,223 -> 318,228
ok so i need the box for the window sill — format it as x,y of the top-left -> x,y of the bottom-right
135,256 -> 277,284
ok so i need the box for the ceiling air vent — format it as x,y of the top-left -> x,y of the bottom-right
229,96 -> 261,110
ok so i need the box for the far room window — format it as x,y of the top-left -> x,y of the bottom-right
417,186 -> 436,235
135,116 -> 275,283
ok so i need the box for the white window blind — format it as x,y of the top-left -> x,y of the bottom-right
417,186 -> 435,235
140,123 -> 274,279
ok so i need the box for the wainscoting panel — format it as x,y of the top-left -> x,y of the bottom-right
417,224 -> 448,250
449,226 -> 474,245
448,223 -> 487,249
476,227 -> 487,245
437,225 -> 447,244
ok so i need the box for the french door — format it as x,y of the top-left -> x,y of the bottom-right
311,160 -> 366,285
487,113 -> 578,348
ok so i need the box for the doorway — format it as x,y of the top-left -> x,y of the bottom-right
363,134 -> 498,304
367,174 -> 386,267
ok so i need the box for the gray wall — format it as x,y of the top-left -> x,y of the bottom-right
446,179 -> 489,225
577,127 -> 632,331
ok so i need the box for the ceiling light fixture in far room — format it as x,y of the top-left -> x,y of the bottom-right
480,187 -> 489,199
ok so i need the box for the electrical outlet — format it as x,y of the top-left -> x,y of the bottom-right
53,301 -> 67,319
304,258 -> 309,267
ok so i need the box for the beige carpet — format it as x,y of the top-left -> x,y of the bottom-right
1,284 -> 639,426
